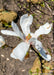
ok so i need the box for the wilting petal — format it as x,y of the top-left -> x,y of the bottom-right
20,14 -> 33,36
35,39 -> 51,61
1,30 -> 18,36
35,22 -> 52,38
10,42 -> 30,61
11,21 -> 24,39
0,36 -> 5,47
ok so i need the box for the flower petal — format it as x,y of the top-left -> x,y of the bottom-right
35,39 -> 51,61
35,22 -> 52,38
0,36 -> 5,47
20,14 -> 33,36
11,21 -> 24,39
10,42 -> 30,61
30,33 -> 36,38
1,30 -> 18,36
29,38 -> 36,45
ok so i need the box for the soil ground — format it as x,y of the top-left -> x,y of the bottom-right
0,0 -> 54,75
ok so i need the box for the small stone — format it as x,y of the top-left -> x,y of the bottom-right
2,69 -> 5,72
22,69 -> 25,72
1,54 -> 4,57
6,58 -> 9,61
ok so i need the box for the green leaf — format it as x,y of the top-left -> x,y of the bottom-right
43,65 -> 51,70
29,70 -> 32,75
36,68 -> 40,73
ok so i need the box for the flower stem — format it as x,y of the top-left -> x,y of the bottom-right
30,45 -> 44,73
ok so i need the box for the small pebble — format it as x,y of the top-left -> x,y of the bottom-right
6,58 -> 9,61
22,69 -> 25,72
1,54 -> 4,57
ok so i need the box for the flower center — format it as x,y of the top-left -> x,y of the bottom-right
26,34 -> 31,41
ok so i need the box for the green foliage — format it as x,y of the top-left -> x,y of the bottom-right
2,22 -> 11,28
27,8 -> 30,11
26,51 -> 29,56
51,0 -> 54,1
33,73 -> 39,75
43,65 -> 51,70
34,74 -> 36,75
47,48 -> 51,54
32,14 -> 36,17
23,3 -> 26,8
36,24 -> 40,27
39,15 -> 42,18
48,18 -> 52,20
29,70 -> 32,75
52,20 -> 54,23
36,68 -> 40,73
2,45 -> 5,49
40,3 -> 45,7
18,3 -> 21,8
38,52 -> 41,56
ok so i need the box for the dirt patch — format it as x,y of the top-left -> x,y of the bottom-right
0,0 -> 54,75
31,57 -> 54,75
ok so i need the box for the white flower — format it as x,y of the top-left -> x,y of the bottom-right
1,14 -> 52,61
0,36 -> 5,47
1,14 -> 33,61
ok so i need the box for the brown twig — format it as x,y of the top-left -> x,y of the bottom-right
44,1 -> 52,14
30,45 -> 44,73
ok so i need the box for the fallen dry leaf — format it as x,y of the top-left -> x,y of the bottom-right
0,9 -> 17,23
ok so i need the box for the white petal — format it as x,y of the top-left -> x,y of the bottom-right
1,30 -> 18,36
35,39 -> 51,61
29,38 -> 36,45
11,21 -> 24,39
0,36 -> 5,47
10,42 -> 30,61
20,14 -> 33,36
30,33 -> 36,38
35,22 -> 52,38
